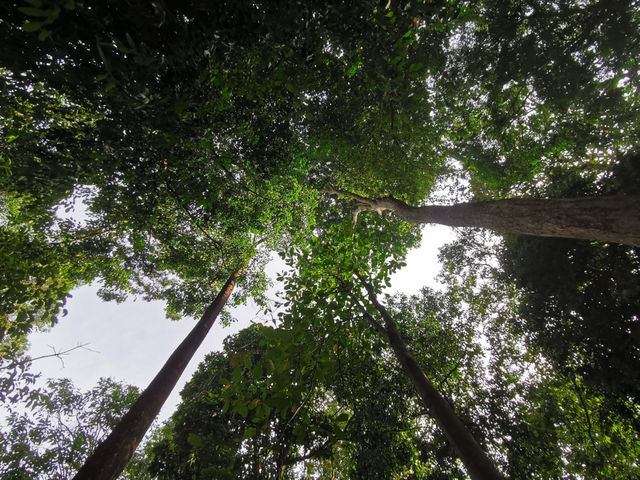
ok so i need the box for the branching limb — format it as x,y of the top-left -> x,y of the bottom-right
281,438 -> 333,466
319,188 -> 410,227
321,189 -> 640,246
347,291 -> 388,340
572,374 -> 604,459
1,343 -> 97,370
164,183 -> 224,252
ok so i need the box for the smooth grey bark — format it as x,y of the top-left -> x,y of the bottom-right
323,189 -> 640,246
72,267 -> 244,480
356,275 -> 505,480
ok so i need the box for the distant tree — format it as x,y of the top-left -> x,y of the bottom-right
437,226 -> 640,479
0,376 -> 142,480
73,267 -> 245,480
499,153 -> 640,420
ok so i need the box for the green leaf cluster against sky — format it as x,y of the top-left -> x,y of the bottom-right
1,0 -> 639,478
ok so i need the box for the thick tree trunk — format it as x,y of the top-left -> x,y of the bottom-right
72,267 -> 245,480
324,189 -> 640,246
357,276 -> 505,480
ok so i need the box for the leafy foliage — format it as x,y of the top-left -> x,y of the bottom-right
1,0 -> 640,478
0,376 -> 143,480
146,326 -> 343,479
438,228 -> 640,478
498,154 -> 640,426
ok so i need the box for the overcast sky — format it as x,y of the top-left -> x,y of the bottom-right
25,224 -> 455,427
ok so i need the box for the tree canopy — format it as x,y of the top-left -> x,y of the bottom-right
1,0 -> 639,478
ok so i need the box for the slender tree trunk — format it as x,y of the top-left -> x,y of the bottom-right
356,276 -> 505,480
323,189 -> 640,246
72,267 -> 245,480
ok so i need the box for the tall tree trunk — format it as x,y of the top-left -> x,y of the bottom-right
323,189 -> 640,246
356,276 -> 504,480
73,267 -> 245,480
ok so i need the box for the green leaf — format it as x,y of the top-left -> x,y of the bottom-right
267,359 -> 275,374
186,433 -> 204,448
242,427 -> 257,439
236,403 -> 249,418
335,412 -> 350,422
18,7 -> 48,16
251,365 -> 263,379
21,21 -> 43,32
293,424 -> 306,443
268,396 -> 290,411
408,62 -> 424,74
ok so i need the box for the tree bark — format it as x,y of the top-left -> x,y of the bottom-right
72,267 -> 245,480
323,189 -> 640,246
357,275 -> 505,480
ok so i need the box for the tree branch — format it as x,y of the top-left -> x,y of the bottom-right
320,189 -> 640,246
353,272 -> 504,480
571,374 -> 604,459
347,291 -> 388,340
1,343 -> 96,370
282,439 -> 333,466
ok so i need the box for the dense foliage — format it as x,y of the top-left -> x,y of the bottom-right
0,372 -> 143,479
1,0 -> 639,478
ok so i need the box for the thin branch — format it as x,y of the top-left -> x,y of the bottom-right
347,291 -> 388,340
163,182 -> 224,255
437,364 -> 460,391
281,438 -> 333,466
354,272 -> 396,329
1,343 -> 97,370
572,374 -> 604,459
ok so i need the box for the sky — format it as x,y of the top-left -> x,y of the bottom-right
25,224 -> 456,428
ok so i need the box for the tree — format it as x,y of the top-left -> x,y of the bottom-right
322,189 -> 640,246
437,227 -> 640,478
0,376 -> 142,480
3,8 -> 320,477
267,210 -> 504,478
146,326 -> 344,479
73,266 -> 245,480
2,0 -> 640,478
354,275 -> 503,480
